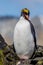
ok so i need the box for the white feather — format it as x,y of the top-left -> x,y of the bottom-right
14,16 -> 34,58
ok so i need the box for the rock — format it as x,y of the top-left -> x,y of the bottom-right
0,34 -> 7,49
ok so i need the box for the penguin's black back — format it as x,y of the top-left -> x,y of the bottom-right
28,20 -> 37,49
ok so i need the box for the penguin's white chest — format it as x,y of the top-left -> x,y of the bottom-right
14,21 -> 34,58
